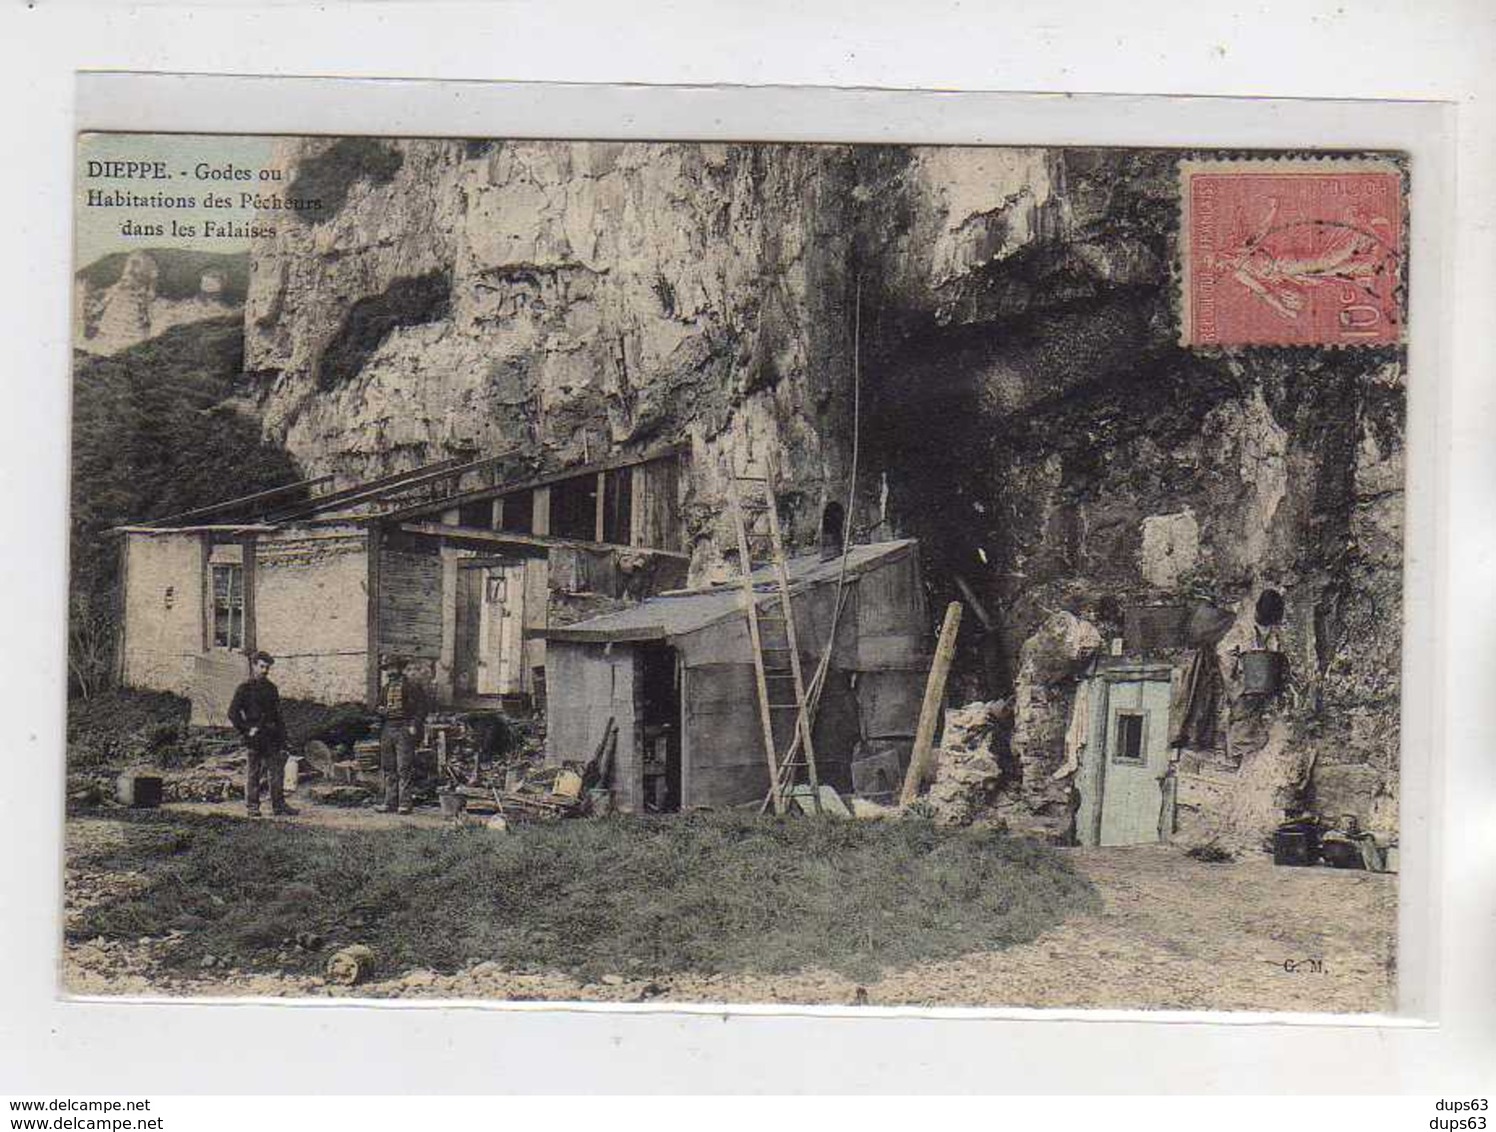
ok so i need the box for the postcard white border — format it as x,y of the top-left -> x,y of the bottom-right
64,75 -> 1452,1028
3,0 -> 1492,1097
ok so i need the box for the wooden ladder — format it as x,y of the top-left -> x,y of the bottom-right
725,461 -> 823,816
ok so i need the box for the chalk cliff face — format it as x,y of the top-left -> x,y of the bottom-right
242,139 -> 1404,840
244,138 -> 1060,569
859,149 -> 1405,843
74,249 -> 246,356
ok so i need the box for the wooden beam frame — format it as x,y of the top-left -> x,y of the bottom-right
134,474 -> 332,528
377,442 -> 688,526
112,524 -> 280,536
437,542 -> 459,705
629,464 -> 645,548
395,521 -> 689,561
266,452 -> 499,522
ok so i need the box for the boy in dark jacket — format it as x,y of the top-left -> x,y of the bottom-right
228,651 -> 294,817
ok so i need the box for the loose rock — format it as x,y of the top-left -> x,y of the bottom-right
326,944 -> 375,986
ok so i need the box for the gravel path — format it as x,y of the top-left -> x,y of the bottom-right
62,807 -> 1397,1012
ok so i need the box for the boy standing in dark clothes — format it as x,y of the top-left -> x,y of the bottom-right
228,651 -> 295,817
376,655 -> 428,814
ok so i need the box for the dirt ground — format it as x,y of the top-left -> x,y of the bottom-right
62,803 -> 1398,1013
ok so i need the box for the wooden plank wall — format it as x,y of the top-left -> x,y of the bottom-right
855,669 -> 924,739
378,542 -> 444,665
636,458 -> 681,552
522,557 -> 549,692
671,551 -> 929,808
852,552 -> 925,669
810,667 -> 861,793
681,662 -> 770,808
545,642 -> 640,811
847,552 -> 928,792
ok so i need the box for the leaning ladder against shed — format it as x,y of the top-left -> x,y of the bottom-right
725,461 -> 822,815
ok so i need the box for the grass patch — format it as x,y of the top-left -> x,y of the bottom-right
70,811 -> 1098,983
68,689 -> 192,770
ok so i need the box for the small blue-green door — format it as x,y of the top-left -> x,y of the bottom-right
1096,677 -> 1173,846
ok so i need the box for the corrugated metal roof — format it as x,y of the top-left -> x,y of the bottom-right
543,539 -> 917,643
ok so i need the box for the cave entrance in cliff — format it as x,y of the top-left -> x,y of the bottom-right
1075,664 -> 1177,847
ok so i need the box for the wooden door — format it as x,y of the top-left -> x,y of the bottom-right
453,565 -> 482,698
476,562 -> 526,696
455,561 -> 527,699
1097,678 -> 1173,846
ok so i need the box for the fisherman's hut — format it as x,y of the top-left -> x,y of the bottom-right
542,540 -> 930,813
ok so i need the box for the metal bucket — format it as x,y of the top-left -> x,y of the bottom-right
1240,649 -> 1284,696
437,790 -> 467,818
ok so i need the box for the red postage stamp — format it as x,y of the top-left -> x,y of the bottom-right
1179,159 -> 1405,348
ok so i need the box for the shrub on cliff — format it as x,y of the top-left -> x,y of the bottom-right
69,316 -> 304,694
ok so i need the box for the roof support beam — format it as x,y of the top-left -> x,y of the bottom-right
133,475 -> 332,528
378,442 -> 687,526
266,452 -> 502,522
394,521 -> 689,562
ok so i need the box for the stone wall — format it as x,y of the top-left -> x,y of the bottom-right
252,528 -> 369,703
120,531 -> 205,695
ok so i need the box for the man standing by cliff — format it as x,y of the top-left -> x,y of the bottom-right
376,655 -> 428,815
228,651 -> 295,817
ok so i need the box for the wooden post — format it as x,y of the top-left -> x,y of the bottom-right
114,536 -> 131,686
531,485 -> 551,536
629,465 -> 645,548
200,532 -> 214,653
899,602 -> 963,806
436,542 -> 459,705
240,534 -> 258,657
365,524 -> 383,708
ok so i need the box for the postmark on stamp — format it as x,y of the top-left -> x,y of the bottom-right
1179,158 -> 1405,348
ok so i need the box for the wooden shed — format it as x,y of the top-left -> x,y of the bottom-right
113,446 -> 689,719
543,540 -> 931,813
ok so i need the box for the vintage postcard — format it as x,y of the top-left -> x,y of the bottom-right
65,132 -> 1406,1012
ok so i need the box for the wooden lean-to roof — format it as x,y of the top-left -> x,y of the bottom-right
541,540 -> 918,644
112,441 -> 688,535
